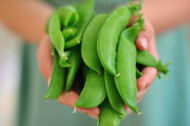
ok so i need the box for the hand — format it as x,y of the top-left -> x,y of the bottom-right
133,16 -> 159,111
37,15 -> 158,118
37,35 -> 100,119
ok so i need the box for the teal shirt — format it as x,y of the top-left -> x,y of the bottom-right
17,0 -> 190,126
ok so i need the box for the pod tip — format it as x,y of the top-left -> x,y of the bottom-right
72,107 -> 77,113
116,73 -> 120,77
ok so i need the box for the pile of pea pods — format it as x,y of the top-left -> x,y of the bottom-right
44,0 -> 169,126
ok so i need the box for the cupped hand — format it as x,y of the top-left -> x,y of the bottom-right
37,35 -> 100,119
37,14 -> 158,118
133,16 -> 159,106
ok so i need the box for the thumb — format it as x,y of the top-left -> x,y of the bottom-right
37,35 -> 53,85
135,17 -> 155,51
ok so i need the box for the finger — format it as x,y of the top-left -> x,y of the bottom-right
136,18 -> 155,51
137,67 -> 158,91
58,91 -> 100,118
137,86 -> 150,101
124,104 -> 132,115
37,35 -> 53,83
77,107 -> 99,119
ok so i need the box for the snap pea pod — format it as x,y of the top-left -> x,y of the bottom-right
62,27 -> 77,41
74,69 -> 106,108
104,70 -> 126,118
65,46 -> 81,91
136,67 -> 143,78
97,6 -> 132,76
136,50 -> 169,79
98,98 -> 122,126
56,5 -> 79,27
48,12 -> 70,67
44,18 -> 50,34
82,14 -> 108,74
80,63 -> 89,81
114,26 -> 139,113
65,0 -> 95,48
44,48 -> 66,99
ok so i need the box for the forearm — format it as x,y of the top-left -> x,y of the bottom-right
0,0 -> 53,44
142,0 -> 190,33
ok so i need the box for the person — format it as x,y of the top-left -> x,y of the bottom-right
0,0 -> 189,126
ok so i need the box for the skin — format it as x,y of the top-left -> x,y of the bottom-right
1,0 -> 190,119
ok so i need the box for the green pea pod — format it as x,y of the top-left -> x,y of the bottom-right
65,46 -> 81,91
59,51 -> 72,67
62,27 -> 77,41
49,12 -> 62,56
44,48 -> 65,99
65,0 -> 95,48
97,6 -> 132,76
104,70 -> 126,118
81,64 -> 89,81
136,50 -> 169,79
114,27 -> 139,113
48,12 -> 70,67
56,5 -> 79,27
82,14 -> 108,75
44,17 -> 50,34
136,67 -> 143,78
74,69 -> 106,108
98,98 -> 122,126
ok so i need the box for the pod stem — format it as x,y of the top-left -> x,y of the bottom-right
128,0 -> 145,31
158,60 -> 170,79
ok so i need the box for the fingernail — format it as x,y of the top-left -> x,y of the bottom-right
140,37 -> 148,50
47,77 -> 51,87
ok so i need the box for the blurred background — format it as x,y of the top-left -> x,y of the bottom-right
0,10 -> 190,126
1,22 -> 190,126
0,21 -> 21,126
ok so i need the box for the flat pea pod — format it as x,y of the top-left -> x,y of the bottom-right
114,27 -> 139,113
56,5 -> 79,27
62,27 -> 77,41
82,14 -> 108,74
104,70 -> 126,118
136,50 -> 169,79
98,98 -> 122,126
97,6 -> 132,76
65,0 -> 95,48
65,45 -> 81,91
44,48 -> 66,99
48,12 -> 70,67
74,69 -> 106,108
